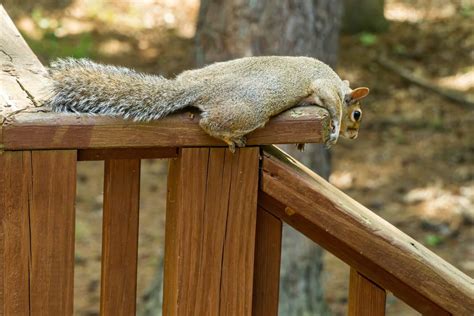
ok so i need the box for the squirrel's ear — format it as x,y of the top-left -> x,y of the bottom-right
351,87 -> 370,101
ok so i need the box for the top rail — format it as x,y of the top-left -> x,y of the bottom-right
259,145 -> 474,315
0,5 -> 329,150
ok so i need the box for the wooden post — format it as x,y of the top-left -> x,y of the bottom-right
348,268 -> 386,316
0,151 -> 31,315
29,150 -> 77,315
252,207 -> 283,315
100,159 -> 141,315
163,147 -> 260,316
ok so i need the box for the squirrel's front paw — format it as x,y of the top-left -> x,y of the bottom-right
325,120 -> 340,147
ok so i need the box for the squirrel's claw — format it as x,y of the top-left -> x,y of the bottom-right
234,136 -> 247,148
325,133 -> 338,148
223,136 -> 246,153
296,143 -> 306,151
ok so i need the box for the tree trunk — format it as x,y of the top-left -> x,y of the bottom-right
343,0 -> 388,34
196,1 -> 342,315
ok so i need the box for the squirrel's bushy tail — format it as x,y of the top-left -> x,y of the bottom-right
48,58 -> 196,121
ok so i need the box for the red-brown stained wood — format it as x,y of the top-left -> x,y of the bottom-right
252,207 -> 282,316
0,151 -> 31,315
29,150 -> 76,315
100,159 -> 141,316
3,107 -> 328,150
259,145 -> 472,315
163,147 -> 260,316
78,147 -> 178,161
348,269 -> 386,316
163,147 -> 211,316
219,147 -> 259,316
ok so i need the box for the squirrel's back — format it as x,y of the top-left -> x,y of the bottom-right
177,56 -> 347,116
48,56 -> 347,121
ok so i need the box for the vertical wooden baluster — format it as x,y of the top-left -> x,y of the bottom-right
100,159 -> 141,316
163,147 -> 260,316
0,151 -> 31,315
29,150 -> 77,315
349,268 -> 386,316
252,206 -> 283,316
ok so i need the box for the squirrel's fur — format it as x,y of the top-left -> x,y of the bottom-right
48,56 -> 369,151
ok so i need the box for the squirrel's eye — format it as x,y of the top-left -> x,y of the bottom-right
352,110 -> 361,122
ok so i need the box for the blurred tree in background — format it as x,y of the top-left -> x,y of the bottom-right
343,0 -> 388,34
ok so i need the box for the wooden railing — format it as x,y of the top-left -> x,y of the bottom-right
1,5 -> 473,315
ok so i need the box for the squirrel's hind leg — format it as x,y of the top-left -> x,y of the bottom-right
221,136 -> 246,153
198,108 -> 254,153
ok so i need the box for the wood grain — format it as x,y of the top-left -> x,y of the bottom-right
163,147 -> 211,316
219,147 -> 259,316
259,145 -> 472,315
2,107 -> 328,150
0,5 -> 49,123
100,159 -> 141,316
348,268 -> 386,316
29,150 -> 76,315
163,147 -> 259,315
78,147 -> 178,161
252,207 -> 282,316
0,151 -> 31,315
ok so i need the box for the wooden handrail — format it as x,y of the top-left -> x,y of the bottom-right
0,7 -> 329,151
2,108 -> 328,150
259,145 -> 474,315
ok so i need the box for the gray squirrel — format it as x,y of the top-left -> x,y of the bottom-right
48,56 -> 369,151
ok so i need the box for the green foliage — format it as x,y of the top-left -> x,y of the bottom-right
358,32 -> 378,46
460,4 -> 474,17
22,7 -> 95,62
24,31 -> 95,62
425,234 -> 443,247
393,44 -> 407,55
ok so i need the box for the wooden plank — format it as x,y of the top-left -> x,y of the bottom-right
252,207 -> 282,316
29,150 -> 76,315
163,147 -> 211,316
3,106 -> 328,150
348,268 -> 386,316
219,147 -> 259,316
259,145 -> 472,315
0,151 -> 31,315
100,159 -> 141,315
163,147 -> 260,315
0,5 -> 50,124
78,147 -> 178,161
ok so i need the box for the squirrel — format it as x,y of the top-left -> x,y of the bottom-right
48,56 -> 369,152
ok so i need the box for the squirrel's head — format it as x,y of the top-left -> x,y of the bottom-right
340,86 -> 370,139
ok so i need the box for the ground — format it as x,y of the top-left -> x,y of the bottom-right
4,0 -> 473,315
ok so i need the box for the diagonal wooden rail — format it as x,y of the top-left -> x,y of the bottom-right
259,145 -> 474,315
1,4 -> 473,316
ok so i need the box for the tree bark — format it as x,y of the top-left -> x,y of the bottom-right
196,1 -> 343,315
